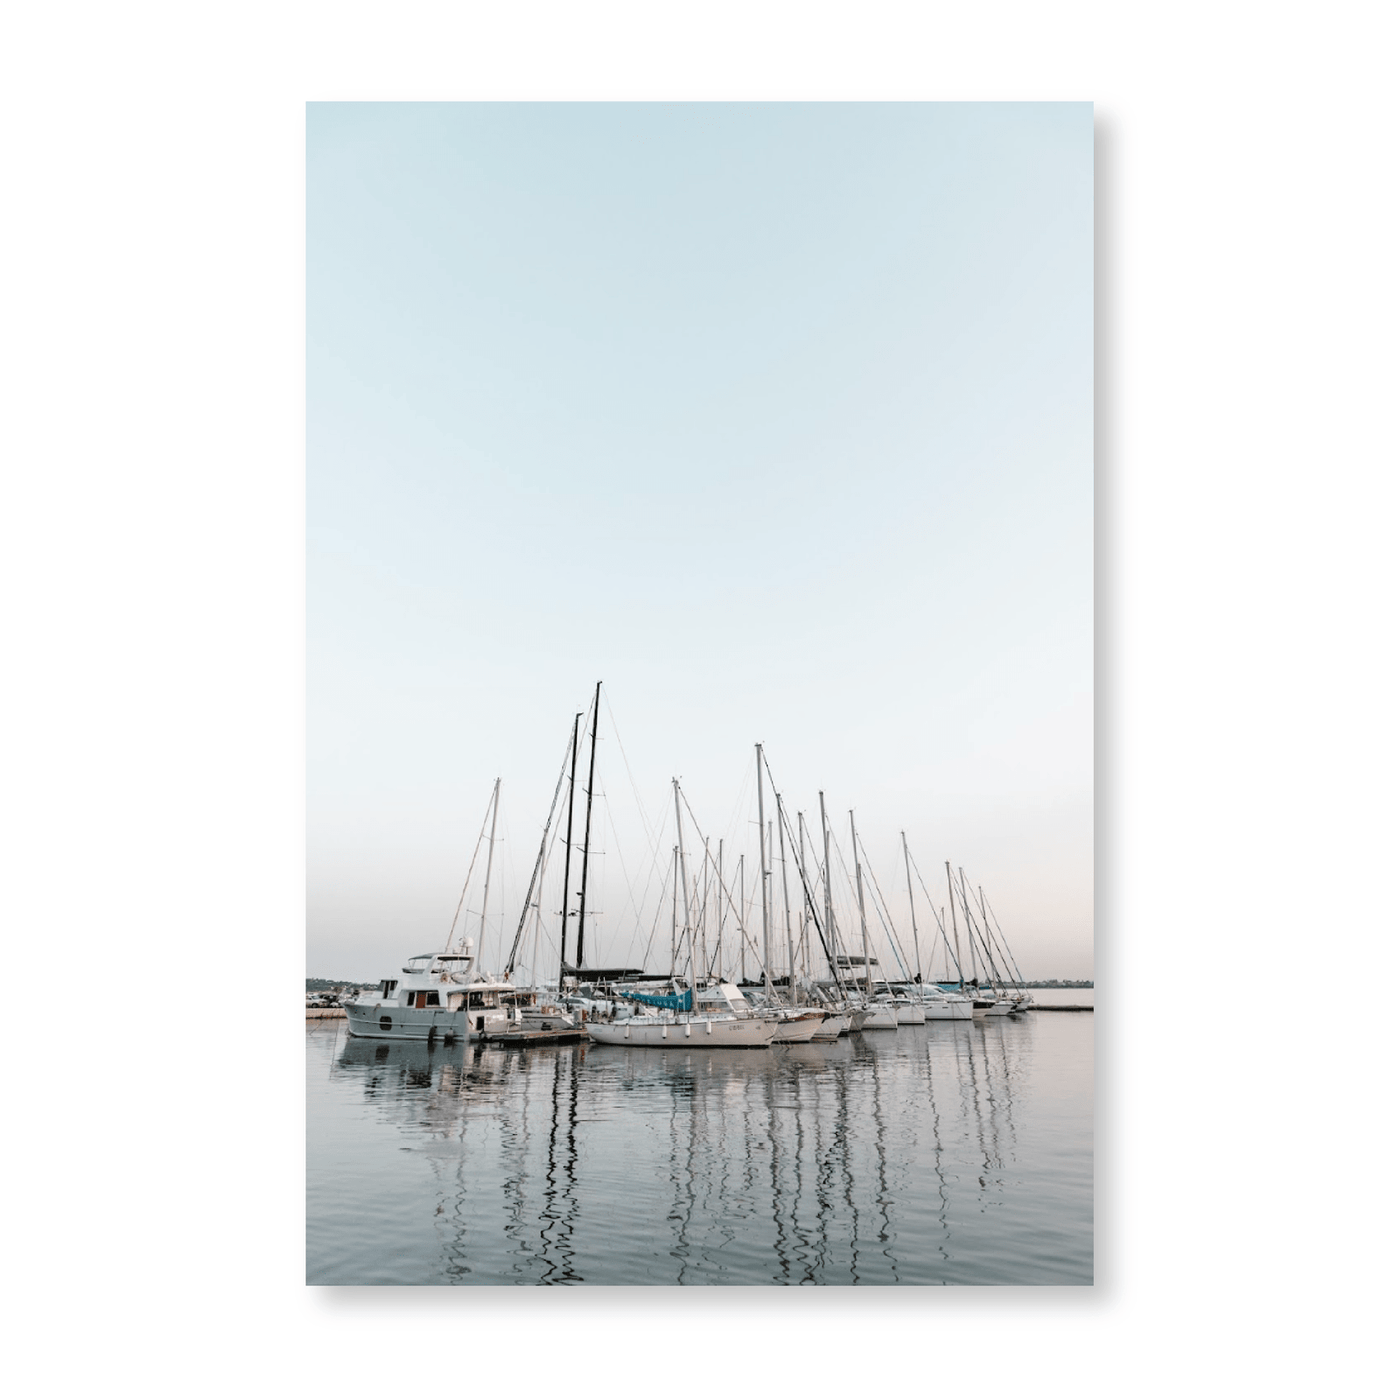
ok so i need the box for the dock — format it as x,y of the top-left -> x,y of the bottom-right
306,1008 -> 347,1020
1027,1005 -> 1093,1012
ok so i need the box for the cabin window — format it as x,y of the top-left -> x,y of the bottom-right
379,1015 -> 392,1031
426,991 -> 440,1007
468,992 -> 485,1008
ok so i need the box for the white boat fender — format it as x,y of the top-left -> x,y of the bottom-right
661,1024 -> 667,1039
685,1022 -> 691,1037
624,1023 -> 630,1040
706,1020 -> 712,1035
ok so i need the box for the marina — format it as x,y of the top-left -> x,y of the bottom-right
307,689 -> 1093,1285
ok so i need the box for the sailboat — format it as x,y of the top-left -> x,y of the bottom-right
832,801 -> 897,1030
584,776 -> 777,1048
896,837 -> 975,1020
977,882 -> 1035,1012
951,865 -> 1016,1015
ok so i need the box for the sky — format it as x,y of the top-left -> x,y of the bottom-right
307,102 -> 1093,984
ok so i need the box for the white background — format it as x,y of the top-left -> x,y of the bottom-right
1,2 -> 1395,1394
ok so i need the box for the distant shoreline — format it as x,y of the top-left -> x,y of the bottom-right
306,976 -> 1094,991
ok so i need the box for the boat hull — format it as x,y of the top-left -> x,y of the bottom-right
894,1004 -> 926,1025
811,1012 -> 849,1041
345,1003 -> 468,1042
920,1000 -> 975,1021
586,1016 -> 777,1047
771,1012 -> 824,1043
860,1005 -> 900,1030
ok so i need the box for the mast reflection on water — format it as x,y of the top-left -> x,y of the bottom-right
309,1013 -> 1091,1286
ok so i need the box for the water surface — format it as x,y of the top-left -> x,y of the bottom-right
307,1012 -> 1092,1285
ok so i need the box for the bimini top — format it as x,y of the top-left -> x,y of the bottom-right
401,952 -> 472,972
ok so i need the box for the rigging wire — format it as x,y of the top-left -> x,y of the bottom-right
444,786 -> 500,952
504,725 -> 574,978
636,843 -> 673,972
958,868 -> 1012,986
979,886 -> 1028,985
603,790 -> 667,970
759,751 -> 843,981
856,831 -> 913,982
904,845 -> 965,980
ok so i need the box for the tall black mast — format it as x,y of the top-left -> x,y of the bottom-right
557,711 -> 582,989
574,681 -> 603,970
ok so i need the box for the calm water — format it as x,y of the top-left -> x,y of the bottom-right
307,1011 -> 1093,1285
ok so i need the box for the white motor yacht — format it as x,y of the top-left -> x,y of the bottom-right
344,941 -> 522,1042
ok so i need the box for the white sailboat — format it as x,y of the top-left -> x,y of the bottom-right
585,778 -> 777,1049
907,982 -> 975,1021
846,808 -> 898,1030
953,865 -> 1018,1015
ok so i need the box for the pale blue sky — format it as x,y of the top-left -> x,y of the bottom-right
308,102 -> 1092,982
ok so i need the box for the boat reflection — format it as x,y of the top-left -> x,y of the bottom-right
321,1015 -> 1053,1285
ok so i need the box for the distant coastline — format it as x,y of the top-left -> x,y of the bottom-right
306,976 -> 1093,991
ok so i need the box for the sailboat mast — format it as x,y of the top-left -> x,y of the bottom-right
670,845 -> 679,977
557,712 -> 582,990
797,813 -> 810,979
699,838 -> 711,981
715,839 -> 724,984
958,866 -> 986,984
819,792 -> 838,991
962,868 -> 1005,986
945,860 -> 965,987
574,681 -> 602,970
673,779 -> 696,1005
737,853 -> 745,984
767,822 -> 776,997
777,793 -> 796,1004
976,881 -> 1008,986
506,726 -> 574,979
478,778 -> 501,957
902,831 -> 922,983
756,744 -> 773,1002
957,866 -> 977,980
982,887 -> 1027,985
850,811 -> 872,995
